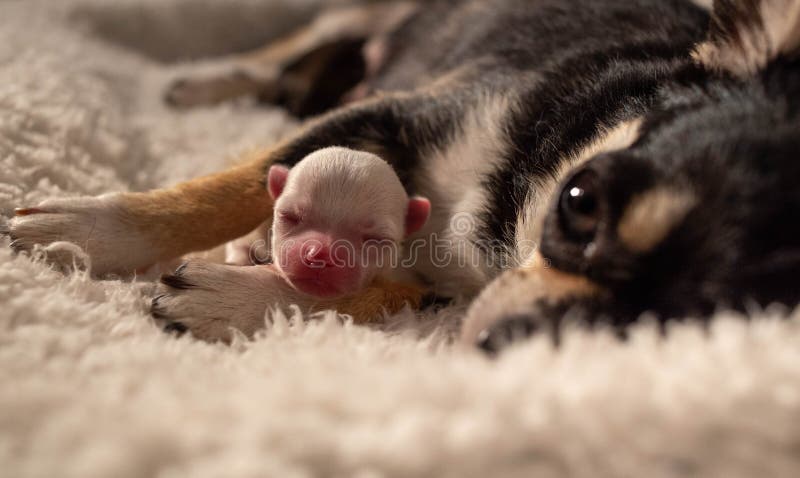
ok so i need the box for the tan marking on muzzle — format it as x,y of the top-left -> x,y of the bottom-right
525,252 -> 598,300
460,252 -> 599,344
617,187 -> 696,253
463,119 -> 643,344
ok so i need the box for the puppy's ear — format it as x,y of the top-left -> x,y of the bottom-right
693,0 -> 800,76
405,197 -> 431,236
268,165 -> 290,200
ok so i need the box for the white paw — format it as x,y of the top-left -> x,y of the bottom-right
152,261 -> 295,342
8,194 -> 156,276
224,238 -> 252,266
224,222 -> 271,265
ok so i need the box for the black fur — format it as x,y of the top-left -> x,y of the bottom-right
238,0 -> 800,350
162,321 -> 188,336
159,273 -> 196,290
272,0 -> 710,237
477,314 -> 541,356
271,95 -> 463,193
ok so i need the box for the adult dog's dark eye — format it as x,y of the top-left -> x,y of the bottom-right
558,169 -> 600,240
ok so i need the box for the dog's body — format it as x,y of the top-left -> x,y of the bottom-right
8,0 -> 800,349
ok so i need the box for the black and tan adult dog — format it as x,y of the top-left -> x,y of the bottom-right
8,0 -> 800,351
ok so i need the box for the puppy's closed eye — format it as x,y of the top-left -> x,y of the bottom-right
277,211 -> 302,227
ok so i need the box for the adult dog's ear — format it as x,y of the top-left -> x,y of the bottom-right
693,0 -> 800,76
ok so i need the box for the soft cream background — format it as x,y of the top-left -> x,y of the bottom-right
1,1 -> 799,476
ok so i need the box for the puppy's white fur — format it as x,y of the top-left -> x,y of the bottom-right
275,147 -> 409,244
225,147 -> 409,266
224,222 -> 271,265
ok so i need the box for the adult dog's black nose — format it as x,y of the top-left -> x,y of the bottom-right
476,314 -> 539,356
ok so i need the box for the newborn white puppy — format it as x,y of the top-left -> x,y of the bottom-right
251,147 -> 430,298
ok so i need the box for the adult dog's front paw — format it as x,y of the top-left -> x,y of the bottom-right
152,261 -> 289,343
475,315 -> 540,356
7,195 -> 156,276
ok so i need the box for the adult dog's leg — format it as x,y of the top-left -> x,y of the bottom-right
8,93 -> 452,277
461,252 -> 604,354
8,152 -> 276,276
152,262 -> 423,342
165,1 -> 418,116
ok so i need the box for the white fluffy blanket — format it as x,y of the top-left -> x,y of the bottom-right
1,1 -> 799,477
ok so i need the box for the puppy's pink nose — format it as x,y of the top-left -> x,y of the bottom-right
287,238 -> 361,298
302,242 -> 335,267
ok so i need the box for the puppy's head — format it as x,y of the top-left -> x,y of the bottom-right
270,147 -> 430,298
464,0 -> 800,346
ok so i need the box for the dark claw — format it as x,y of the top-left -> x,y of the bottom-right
173,262 -> 190,276
477,314 -> 539,356
150,294 -> 169,319
9,239 -> 25,254
160,273 -> 195,290
163,322 -> 188,336
420,293 -> 454,310
164,79 -> 189,107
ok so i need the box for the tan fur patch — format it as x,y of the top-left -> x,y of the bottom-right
692,0 -> 800,77
313,276 -> 425,324
572,118 -> 644,166
460,252 -> 600,343
238,2 -> 419,75
762,0 -> 800,56
122,146 -> 280,260
617,187 -> 696,253
689,0 -> 714,10
524,252 -> 599,300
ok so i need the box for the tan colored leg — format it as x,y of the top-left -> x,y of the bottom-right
165,2 -> 419,110
314,276 -> 425,324
9,147 -> 278,276
123,149 -> 275,255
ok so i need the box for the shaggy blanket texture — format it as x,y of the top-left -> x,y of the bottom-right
1,1 -> 799,477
